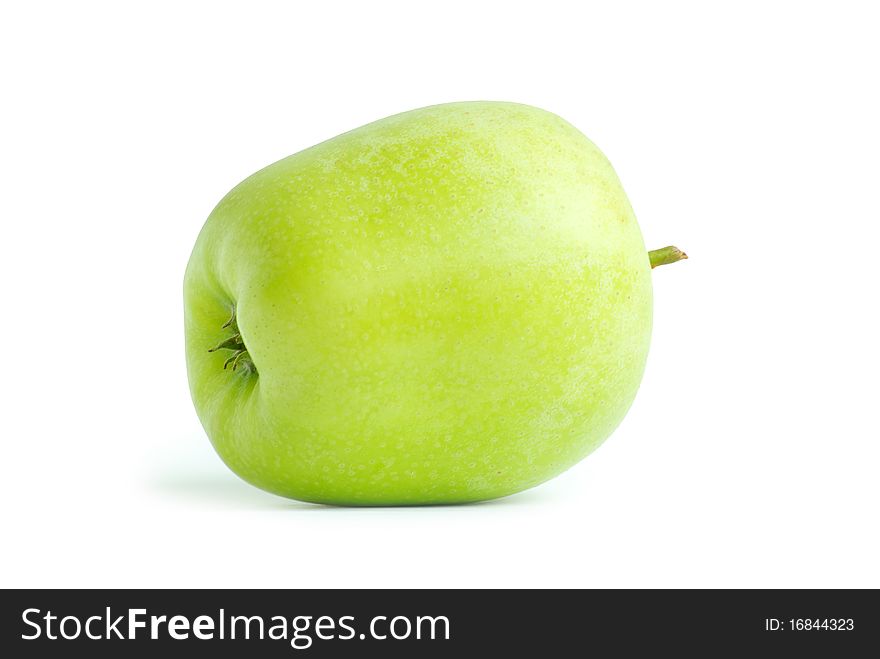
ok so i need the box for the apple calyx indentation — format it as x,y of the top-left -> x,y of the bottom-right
208,305 -> 257,375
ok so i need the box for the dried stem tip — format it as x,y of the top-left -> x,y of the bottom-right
649,246 -> 688,269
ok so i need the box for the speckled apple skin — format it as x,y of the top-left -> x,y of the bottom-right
184,101 -> 652,505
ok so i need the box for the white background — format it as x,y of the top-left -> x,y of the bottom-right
2,1 -> 878,588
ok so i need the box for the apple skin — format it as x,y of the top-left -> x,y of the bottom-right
184,101 -> 652,505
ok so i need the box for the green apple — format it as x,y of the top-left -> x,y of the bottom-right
184,101 -> 685,505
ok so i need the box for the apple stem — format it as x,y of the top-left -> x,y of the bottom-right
648,246 -> 688,269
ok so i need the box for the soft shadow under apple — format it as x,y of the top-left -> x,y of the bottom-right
150,465 -> 555,511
